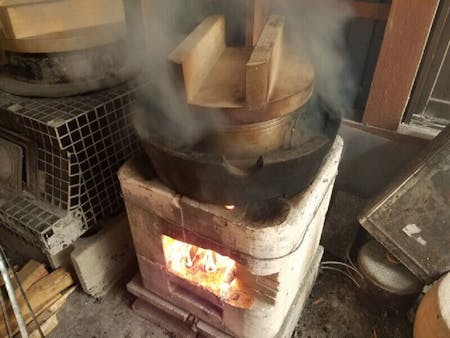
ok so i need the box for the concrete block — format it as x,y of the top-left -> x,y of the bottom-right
71,214 -> 135,298
46,245 -> 74,270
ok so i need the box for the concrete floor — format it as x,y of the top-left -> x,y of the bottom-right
50,268 -> 413,338
50,274 -> 170,338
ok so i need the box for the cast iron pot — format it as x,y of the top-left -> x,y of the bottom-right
140,98 -> 341,205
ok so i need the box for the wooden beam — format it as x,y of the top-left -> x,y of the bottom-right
246,0 -> 389,31
246,15 -> 284,108
405,0 -> 450,121
246,0 -> 269,46
363,0 -> 440,130
169,15 -> 226,102
350,2 -> 391,21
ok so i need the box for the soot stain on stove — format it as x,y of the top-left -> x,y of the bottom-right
244,198 -> 290,224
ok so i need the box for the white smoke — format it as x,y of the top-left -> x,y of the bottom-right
127,0 -> 355,145
274,0 -> 355,116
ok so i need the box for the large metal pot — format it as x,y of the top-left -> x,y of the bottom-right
139,98 -> 341,205
201,114 -> 295,159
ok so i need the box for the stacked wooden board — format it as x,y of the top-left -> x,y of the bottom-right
0,260 -> 75,338
0,0 -> 126,53
0,0 -> 131,97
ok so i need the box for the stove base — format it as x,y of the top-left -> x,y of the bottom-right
128,246 -> 323,338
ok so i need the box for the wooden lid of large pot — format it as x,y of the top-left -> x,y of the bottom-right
414,273 -> 450,338
169,15 -> 314,125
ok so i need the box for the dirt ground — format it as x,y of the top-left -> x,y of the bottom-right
49,267 -> 413,338
294,270 -> 413,338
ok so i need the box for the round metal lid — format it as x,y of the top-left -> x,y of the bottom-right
358,240 -> 423,295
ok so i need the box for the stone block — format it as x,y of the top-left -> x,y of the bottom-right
71,214 -> 135,298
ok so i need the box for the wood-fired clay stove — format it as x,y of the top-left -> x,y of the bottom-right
120,5 -> 343,337
119,137 -> 343,338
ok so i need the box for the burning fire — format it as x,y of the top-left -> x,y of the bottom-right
162,235 -> 235,296
161,235 -> 253,309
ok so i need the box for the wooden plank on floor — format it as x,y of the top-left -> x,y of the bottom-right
363,0 -> 440,130
28,314 -> 58,338
15,260 -> 48,291
0,269 -> 74,337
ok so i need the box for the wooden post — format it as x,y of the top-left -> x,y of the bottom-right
363,0 -> 440,130
245,0 -> 269,46
350,2 -> 390,21
246,15 -> 284,107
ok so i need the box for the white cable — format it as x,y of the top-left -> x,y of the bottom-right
320,265 -> 361,288
321,260 -> 364,279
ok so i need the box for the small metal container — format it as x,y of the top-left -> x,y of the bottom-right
357,240 -> 423,311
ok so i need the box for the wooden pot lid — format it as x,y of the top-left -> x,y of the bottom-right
0,23 -> 126,53
169,15 -> 314,125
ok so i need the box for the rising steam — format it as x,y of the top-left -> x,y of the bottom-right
128,0 -> 354,146
128,1 -> 215,147
276,0 -> 356,115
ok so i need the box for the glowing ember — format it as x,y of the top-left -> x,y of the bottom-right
161,235 -> 254,309
225,205 -> 235,210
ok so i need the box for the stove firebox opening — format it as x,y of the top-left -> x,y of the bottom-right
161,235 -> 254,309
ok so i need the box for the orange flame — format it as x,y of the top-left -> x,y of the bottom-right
161,235 -> 254,309
162,235 -> 236,298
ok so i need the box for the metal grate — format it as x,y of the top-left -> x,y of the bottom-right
0,81 -> 141,252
